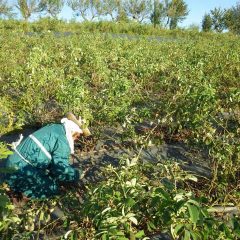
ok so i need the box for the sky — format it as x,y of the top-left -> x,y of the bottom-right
8,0 -> 240,27
178,0 -> 239,27
62,0 -> 239,27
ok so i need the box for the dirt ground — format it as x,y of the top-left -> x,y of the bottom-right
0,125 -> 212,180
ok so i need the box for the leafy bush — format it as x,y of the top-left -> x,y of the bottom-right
0,26 -> 239,239
0,31 -> 239,185
0,143 -> 21,238
69,160 -> 240,239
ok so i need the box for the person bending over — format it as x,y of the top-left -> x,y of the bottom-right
4,114 -> 89,199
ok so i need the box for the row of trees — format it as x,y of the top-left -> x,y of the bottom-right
0,0 -> 64,19
0,0 -> 240,33
202,2 -> 240,34
0,0 -> 188,29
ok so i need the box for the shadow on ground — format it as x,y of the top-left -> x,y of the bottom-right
71,127 -> 211,183
0,126 -> 212,240
0,126 -> 212,180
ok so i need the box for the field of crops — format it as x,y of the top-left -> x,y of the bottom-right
0,30 -> 240,239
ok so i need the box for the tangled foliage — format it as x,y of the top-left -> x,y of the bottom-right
0,29 -> 239,239
76,161 -> 240,239
0,143 -> 21,237
1,158 -> 240,239
0,160 -> 240,240
0,31 -> 239,185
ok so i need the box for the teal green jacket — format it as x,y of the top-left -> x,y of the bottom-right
5,124 -> 80,199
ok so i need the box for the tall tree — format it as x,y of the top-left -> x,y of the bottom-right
167,0 -> 188,29
100,0 -> 121,21
116,1 -> 128,22
0,0 -> 14,18
202,13 -> 212,32
68,0 -> 102,21
150,0 -> 165,27
39,0 -> 64,18
16,0 -> 42,21
123,0 -> 152,23
210,7 -> 226,33
224,2 -> 240,35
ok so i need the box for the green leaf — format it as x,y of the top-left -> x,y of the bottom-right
39,211 -> 44,221
115,191 -> 121,198
101,234 -> 107,240
187,203 -> 200,224
115,231 -> 125,236
174,223 -> 184,234
187,199 -> 200,207
162,179 -> 174,190
151,196 -> 160,206
129,231 -> 135,240
147,221 -> 156,231
11,216 -> 20,223
200,208 -> 209,218
190,231 -> 201,240
231,217 -> 239,228
0,195 -> 9,207
106,217 -> 118,224
135,230 -> 145,238
102,207 -> 111,215
184,230 -> 191,240
126,197 -> 136,208
64,230 -> 73,239
155,188 -> 171,201
129,216 -> 138,225
187,175 -> 198,182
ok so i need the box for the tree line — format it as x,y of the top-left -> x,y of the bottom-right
0,0 -> 189,29
0,0 -> 240,33
202,3 -> 240,35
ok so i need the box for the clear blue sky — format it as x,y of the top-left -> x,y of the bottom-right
9,0 -> 239,27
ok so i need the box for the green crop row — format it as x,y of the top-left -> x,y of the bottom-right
0,30 -> 239,238
0,31 -> 239,183
1,156 -> 240,239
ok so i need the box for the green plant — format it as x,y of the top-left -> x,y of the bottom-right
0,143 -> 21,238
70,159 -> 240,239
0,26 -> 239,239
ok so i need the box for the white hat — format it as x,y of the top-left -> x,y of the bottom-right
61,118 -> 83,154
